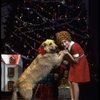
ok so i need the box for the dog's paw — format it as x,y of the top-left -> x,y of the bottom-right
59,51 -> 64,55
62,50 -> 69,55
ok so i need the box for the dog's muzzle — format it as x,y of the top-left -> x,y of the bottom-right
50,47 -> 59,53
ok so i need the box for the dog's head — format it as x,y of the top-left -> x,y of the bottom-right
39,39 -> 58,53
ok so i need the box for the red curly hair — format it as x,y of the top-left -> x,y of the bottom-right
56,31 -> 72,44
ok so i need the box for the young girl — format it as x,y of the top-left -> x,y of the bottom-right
56,31 -> 90,100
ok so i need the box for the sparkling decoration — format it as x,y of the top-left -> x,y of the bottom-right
1,0 -> 98,81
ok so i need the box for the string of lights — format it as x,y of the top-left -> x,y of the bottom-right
1,0 -> 98,81
3,0 -> 90,65
1,0 -> 98,82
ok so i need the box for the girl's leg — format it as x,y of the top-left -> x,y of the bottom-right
72,82 -> 79,100
69,81 -> 79,100
69,81 -> 75,100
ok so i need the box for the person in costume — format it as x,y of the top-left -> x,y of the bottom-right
56,31 -> 90,100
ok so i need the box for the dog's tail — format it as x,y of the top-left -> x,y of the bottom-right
11,82 -> 18,100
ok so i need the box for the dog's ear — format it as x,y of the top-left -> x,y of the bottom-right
41,42 -> 47,47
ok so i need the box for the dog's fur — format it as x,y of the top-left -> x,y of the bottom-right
11,39 -> 65,100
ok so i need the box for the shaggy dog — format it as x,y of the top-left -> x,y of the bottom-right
11,39 -> 65,100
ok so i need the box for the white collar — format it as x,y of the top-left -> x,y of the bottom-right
68,41 -> 75,51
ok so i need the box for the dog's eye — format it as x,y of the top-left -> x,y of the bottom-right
49,43 -> 52,45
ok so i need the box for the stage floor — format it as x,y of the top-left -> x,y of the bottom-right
1,81 -> 99,100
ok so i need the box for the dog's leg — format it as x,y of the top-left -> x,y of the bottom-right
11,89 -> 18,100
56,52 -> 65,66
11,81 -> 19,100
19,88 -> 33,100
18,82 -> 33,100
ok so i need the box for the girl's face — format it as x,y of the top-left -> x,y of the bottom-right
61,40 -> 70,49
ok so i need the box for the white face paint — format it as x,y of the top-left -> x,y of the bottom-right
61,40 -> 70,49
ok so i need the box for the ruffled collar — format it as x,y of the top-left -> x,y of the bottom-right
68,41 -> 75,51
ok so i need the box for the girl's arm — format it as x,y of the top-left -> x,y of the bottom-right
63,50 -> 79,63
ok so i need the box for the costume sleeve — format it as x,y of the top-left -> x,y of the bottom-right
70,43 -> 80,57
70,42 -> 85,59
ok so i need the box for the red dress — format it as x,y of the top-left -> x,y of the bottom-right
68,41 -> 90,82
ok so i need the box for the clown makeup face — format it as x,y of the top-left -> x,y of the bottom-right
61,40 -> 70,49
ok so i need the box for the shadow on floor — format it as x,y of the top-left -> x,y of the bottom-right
79,81 -> 99,100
